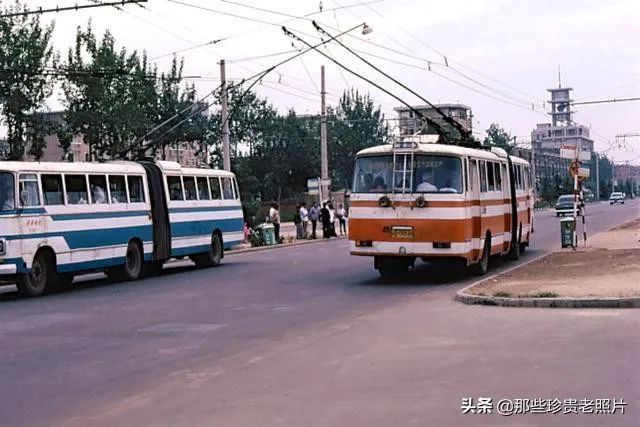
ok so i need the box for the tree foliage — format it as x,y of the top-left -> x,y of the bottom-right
483,123 -> 513,152
61,23 -> 158,160
0,0 -> 56,160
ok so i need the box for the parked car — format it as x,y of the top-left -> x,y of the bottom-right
555,194 -> 583,217
609,192 -> 625,205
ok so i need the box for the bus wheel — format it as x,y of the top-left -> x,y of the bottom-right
122,240 -> 144,281
471,236 -> 490,276
376,256 -> 410,278
509,227 -> 521,260
193,233 -> 223,268
16,250 -> 56,297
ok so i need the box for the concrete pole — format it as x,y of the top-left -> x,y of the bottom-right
595,153 -> 600,200
320,65 -> 329,201
531,139 -> 537,194
220,59 -> 231,171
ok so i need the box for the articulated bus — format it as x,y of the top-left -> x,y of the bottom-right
349,135 -> 534,277
0,160 -> 243,296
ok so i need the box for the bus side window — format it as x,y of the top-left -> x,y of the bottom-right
517,166 -> 523,190
184,176 -> 198,201
487,161 -> 495,191
109,175 -> 127,203
19,173 -> 40,206
41,174 -> 64,206
209,177 -> 221,200
167,176 -> 184,201
232,178 -> 240,200
128,176 -> 145,203
197,177 -> 211,200
65,174 -> 89,205
479,161 -> 487,193
494,163 -> 502,191
221,177 -> 234,200
89,175 -> 108,204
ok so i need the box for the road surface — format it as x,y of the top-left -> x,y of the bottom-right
1,201 -> 638,427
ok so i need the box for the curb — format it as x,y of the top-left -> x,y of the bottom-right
226,235 -> 348,255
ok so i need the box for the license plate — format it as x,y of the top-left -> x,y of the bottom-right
391,226 -> 413,238
0,238 -> 5,256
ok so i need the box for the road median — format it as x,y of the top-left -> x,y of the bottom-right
456,216 -> 640,308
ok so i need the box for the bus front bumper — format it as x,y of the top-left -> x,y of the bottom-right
0,263 -> 17,276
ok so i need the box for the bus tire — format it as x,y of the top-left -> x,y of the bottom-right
471,235 -> 490,276
193,232 -> 223,268
122,240 -> 144,281
509,225 -> 521,260
16,250 -> 57,297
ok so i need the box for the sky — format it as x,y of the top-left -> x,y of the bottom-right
16,0 -> 640,163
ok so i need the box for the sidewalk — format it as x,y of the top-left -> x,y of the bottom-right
230,221 -> 348,252
457,217 -> 640,306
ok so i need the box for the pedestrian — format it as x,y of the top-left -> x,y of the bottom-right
243,221 -> 252,243
328,203 -> 337,237
300,202 -> 309,239
337,204 -> 347,235
269,203 -> 281,243
308,203 -> 319,239
320,202 -> 331,239
294,205 -> 304,240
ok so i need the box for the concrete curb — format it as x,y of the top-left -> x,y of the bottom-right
226,235 -> 348,255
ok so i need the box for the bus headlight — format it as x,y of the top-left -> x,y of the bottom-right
0,238 -> 6,256
415,196 -> 427,208
378,196 -> 392,208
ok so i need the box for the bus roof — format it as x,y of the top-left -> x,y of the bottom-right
0,160 -> 236,176
356,143 -> 530,166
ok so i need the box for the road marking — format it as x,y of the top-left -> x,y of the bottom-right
137,323 -> 228,334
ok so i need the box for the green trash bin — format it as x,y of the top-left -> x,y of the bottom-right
261,224 -> 276,246
560,217 -> 575,248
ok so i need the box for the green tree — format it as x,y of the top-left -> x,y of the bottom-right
328,89 -> 388,189
0,0 -> 56,160
61,24 -> 158,160
483,123 -> 513,152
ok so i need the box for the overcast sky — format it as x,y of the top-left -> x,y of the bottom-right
23,0 -> 640,163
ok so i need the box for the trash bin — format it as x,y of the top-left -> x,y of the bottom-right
261,224 -> 276,246
560,217 -> 575,248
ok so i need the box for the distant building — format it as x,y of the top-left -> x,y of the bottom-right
531,86 -> 594,154
394,104 -> 473,136
614,163 -> 640,185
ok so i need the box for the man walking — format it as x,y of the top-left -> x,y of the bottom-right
294,205 -> 303,240
300,202 -> 309,239
308,203 -> 319,239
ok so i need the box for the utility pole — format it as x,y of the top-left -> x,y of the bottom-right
531,139 -> 537,194
595,153 -> 600,200
320,65 -> 329,201
220,59 -> 231,171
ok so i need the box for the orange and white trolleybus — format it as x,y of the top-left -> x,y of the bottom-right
349,135 -> 534,277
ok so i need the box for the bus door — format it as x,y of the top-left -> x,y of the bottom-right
501,162 -> 510,250
17,173 -> 44,262
468,159 -> 481,257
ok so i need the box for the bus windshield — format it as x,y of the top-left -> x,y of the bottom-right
352,155 -> 462,194
0,172 -> 15,212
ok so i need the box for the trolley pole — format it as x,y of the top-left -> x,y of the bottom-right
320,65 -> 329,201
220,59 -> 231,171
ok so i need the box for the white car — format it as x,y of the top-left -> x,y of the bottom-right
609,192 -> 625,205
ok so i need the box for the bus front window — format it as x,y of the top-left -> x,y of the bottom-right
353,156 -> 393,193
0,172 -> 15,211
353,155 -> 462,194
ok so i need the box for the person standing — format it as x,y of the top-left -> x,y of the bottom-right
308,203 -> 320,239
328,203 -> 337,237
320,202 -> 331,239
294,205 -> 303,240
337,204 -> 347,235
269,203 -> 281,243
300,202 -> 309,239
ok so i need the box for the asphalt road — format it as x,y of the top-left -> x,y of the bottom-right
1,200 -> 639,427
